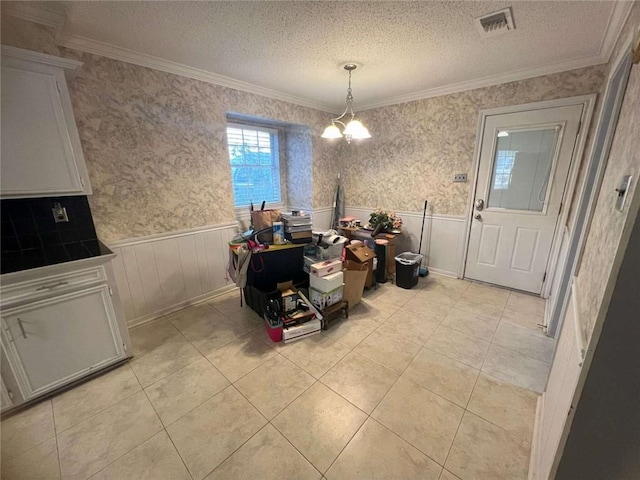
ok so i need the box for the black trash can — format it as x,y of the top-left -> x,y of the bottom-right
395,252 -> 424,289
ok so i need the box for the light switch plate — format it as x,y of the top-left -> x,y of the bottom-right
615,175 -> 632,212
453,173 -> 468,182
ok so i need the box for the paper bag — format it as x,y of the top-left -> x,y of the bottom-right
251,209 -> 281,243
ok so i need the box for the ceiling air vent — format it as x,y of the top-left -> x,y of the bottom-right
475,7 -> 515,38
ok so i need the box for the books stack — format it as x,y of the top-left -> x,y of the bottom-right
281,212 -> 313,244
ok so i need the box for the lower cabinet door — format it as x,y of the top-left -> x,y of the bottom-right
1,284 -> 125,400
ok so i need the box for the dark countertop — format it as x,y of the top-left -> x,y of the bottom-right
1,239 -> 113,275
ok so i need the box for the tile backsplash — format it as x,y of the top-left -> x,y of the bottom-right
1,196 -> 100,274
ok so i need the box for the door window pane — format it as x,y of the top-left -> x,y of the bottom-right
488,128 -> 560,211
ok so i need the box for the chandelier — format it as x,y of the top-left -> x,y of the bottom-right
321,64 -> 371,143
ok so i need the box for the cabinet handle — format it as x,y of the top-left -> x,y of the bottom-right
35,281 -> 68,291
17,318 -> 27,339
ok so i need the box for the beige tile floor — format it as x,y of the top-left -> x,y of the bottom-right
1,274 -> 554,480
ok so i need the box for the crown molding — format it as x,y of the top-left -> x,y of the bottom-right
357,54 -> 606,111
598,0 -> 635,63
2,2 -> 66,34
2,45 -> 83,80
58,35 -> 336,114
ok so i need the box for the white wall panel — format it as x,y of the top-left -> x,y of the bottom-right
176,234 -> 203,300
133,243 -> 164,311
109,224 -> 238,327
345,206 -> 465,277
109,247 -> 135,320
311,207 -> 333,231
529,281 -> 583,480
120,245 -> 148,318
152,238 -> 187,307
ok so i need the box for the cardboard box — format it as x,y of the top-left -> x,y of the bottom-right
276,281 -> 299,312
345,244 -> 376,288
310,271 -> 344,293
310,259 -> 342,277
343,260 -> 369,308
310,285 -> 344,309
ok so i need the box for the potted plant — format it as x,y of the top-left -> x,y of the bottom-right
368,209 -> 403,234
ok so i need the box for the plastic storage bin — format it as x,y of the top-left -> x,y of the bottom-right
395,252 -> 424,289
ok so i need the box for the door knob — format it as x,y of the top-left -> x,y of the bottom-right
475,199 -> 485,211
474,213 -> 482,220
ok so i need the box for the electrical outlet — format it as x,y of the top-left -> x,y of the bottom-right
52,202 -> 69,223
453,173 -> 468,183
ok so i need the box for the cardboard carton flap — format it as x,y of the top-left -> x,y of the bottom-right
345,244 -> 376,263
344,260 -> 369,271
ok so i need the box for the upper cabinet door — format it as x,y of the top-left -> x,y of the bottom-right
1,47 -> 92,198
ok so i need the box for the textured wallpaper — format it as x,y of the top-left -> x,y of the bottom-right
575,2 -> 640,343
56,50 -> 336,241
286,126 -> 313,210
0,15 -> 60,56
339,65 -> 606,216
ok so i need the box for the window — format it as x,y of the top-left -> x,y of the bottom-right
226,124 -> 281,207
492,150 -> 517,190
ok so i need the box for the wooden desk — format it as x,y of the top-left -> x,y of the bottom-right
339,228 -> 399,277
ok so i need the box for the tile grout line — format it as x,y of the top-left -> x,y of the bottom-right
49,399 -> 64,480
203,379 -> 321,480
80,385 -> 172,480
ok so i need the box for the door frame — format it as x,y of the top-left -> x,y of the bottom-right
459,95 -> 597,299
546,46 -> 633,339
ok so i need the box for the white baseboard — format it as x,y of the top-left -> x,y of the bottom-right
426,267 -> 460,278
529,394 -> 545,480
127,284 -> 237,328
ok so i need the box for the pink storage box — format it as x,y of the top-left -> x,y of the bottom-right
310,259 -> 342,277
265,321 -> 283,342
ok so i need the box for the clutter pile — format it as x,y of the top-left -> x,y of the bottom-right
228,199 -> 427,344
263,281 -> 323,343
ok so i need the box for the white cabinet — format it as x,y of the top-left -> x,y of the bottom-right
0,256 -> 131,412
1,285 -> 124,399
1,46 -> 92,198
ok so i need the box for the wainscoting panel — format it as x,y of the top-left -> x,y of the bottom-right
529,280 -> 583,479
109,223 -> 238,327
344,207 -> 466,277
311,206 -> 333,231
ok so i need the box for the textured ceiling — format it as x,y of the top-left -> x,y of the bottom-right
25,1 -> 629,111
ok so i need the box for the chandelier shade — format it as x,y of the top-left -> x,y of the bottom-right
322,64 -> 371,143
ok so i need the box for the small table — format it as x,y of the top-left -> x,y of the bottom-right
321,300 -> 349,330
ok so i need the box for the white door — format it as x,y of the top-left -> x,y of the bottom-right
465,105 -> 583,293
